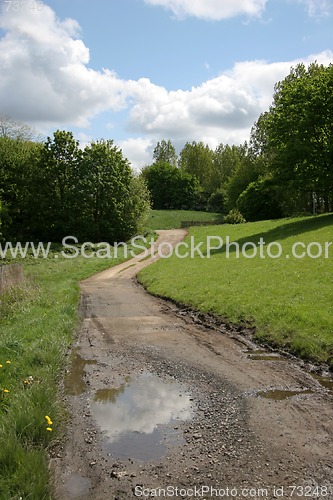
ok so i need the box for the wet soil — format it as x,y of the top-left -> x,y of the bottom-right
51,230 -> 333,499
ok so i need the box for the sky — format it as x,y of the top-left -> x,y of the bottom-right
0,0 -> 332,170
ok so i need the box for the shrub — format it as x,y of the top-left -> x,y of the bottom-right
224,209 -> 246,224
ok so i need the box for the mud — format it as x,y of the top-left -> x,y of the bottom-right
51,230 -> 333,499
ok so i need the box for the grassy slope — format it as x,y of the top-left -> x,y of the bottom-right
138,214 -> 333,368
146,209 -> 224,230
0,251 -> 131,499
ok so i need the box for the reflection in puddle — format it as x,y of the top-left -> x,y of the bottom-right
63,473 -> 91,498
258,389 -> 313,400
91,372 -> 193,461
311,373 -> 333,391
64,348 -> 97,396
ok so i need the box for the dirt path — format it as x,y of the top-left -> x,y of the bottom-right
52,230 -> 333,500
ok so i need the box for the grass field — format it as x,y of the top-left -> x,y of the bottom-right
0,247 -> 137,498
138,213 -> 333,368
146,209 -> 224,230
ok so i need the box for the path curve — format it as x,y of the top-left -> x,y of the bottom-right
53,230 -> 333,499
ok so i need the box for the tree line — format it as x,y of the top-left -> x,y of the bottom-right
0,126 -> 150,243
1,61 -> 332,242
142,62 -> 333,221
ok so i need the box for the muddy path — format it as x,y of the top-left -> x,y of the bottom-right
52,230 -> 333,499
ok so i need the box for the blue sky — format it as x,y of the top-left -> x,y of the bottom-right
0,0 -> 332,168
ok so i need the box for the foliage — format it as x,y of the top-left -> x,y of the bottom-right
1,128 -> 151,243
178,141 -> 215,193
153,139 -> 178,166
237,177 -> 283,222
224,208 -> 246,224
141,161 -> 199,210
253,62 -> 333,213
206,188 -> 226,213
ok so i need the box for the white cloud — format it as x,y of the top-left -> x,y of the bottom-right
0,2 -> 332,171
143,0 -> 267,20
125,50 -> 333,162
143,0 -> 333,20
298,0 -> 333,17
118,137 -> 155,171
0,3 -> 128,126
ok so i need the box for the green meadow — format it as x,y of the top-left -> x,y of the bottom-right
0,248 -> 135,499
139,213 -> 333,368
146,209 -> 224,230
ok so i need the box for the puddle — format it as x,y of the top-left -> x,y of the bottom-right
64,348 -> 97,396
245,350 -> 270,355
311,373 -> 333,391
258,389 -> 313,400
91,372 -> 193,461
63,473 -> 91,498
249,355 -> 288,361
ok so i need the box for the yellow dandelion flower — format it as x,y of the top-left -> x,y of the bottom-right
6,360 -> 11,365
3,389 -> 9,393
45,415 -> 53,425
46,427 -> 53,432
0,364 -> 2,368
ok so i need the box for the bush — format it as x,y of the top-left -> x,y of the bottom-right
206,189 -> 226,213
237,177 -> 283,222
224,209 -> 246,224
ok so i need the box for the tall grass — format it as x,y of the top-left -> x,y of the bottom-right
0,248 -> 134,498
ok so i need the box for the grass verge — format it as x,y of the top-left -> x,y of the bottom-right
138,214 -> 333,369
0,243 -> 143,499
146,209 -> 224,230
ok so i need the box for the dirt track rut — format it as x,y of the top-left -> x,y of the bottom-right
52,230 -> 333,499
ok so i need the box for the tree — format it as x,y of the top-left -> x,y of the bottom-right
29,130 -> 82,240
153,139 -> 178,166
0,115 -> 39,141
0,136 -> 42,240
179,141 -> 215,194
262,62 -> 333,212
141,162 -> 199,210
237,177 -> 283,222
80,139 -> 148,241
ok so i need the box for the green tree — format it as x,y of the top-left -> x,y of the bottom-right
262,62 -> 333,212
0,136 -> 42,240
179,141 -> 215,194
30,130 -> 82,240
153,139 -> 178,166
237,177 -> 283,221
80,139 -> 148,241
141,161 -> 199,210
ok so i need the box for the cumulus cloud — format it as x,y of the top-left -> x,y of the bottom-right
143,0 -> 267,20
124,50 -> 333,156
0,3 -> 128,126
1,2 -> 332,169
118,137 -> 155,171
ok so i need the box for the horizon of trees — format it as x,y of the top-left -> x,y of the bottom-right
0,125 -> 150,243
142,62 -> 333,221
1,61 -> 332,242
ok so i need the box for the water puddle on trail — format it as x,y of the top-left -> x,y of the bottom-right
246,350 -> 288,361
310,373 -> 333,392
63,473 -> 91,498
64,348 -> 97,396
258,389 -> 313,400
91,372 -> 193,461
249,355 -> 288,361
